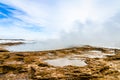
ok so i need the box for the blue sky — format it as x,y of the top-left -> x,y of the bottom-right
0,0 -> 120,46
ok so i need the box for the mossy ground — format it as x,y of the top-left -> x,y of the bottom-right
0,45 -> 120,80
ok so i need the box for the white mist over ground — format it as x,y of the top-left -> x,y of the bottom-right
4,39 -> 120,52
0,0 -> 120,51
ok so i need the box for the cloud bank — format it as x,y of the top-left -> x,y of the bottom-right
0,0 -> 120,47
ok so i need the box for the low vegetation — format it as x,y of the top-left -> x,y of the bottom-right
0,45 -> 120,80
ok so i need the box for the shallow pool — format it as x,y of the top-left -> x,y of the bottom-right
44,58 -> 87,67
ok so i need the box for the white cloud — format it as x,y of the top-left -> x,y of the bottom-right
0,0 -> 120,47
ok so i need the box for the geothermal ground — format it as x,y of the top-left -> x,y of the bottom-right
0,42 -> 120,80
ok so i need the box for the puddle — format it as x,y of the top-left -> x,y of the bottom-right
84,50 -> 115,58
44,50 -> 115,67
44,58 -> 87,67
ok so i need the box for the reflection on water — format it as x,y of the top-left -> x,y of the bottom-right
44,58 -> 87,67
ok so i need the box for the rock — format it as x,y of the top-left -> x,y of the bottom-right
0,42 -> 24,46
0,48 -> 9,52
0,64 -> 27,74
38,62 -> 51,67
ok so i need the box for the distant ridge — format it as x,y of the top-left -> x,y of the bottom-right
0,39 -> 25,41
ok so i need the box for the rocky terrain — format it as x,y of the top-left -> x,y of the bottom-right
0,44 -> 120,80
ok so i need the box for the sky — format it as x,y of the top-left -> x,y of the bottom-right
0,0 -> 120,46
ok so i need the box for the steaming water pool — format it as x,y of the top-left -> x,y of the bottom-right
3,40 -> 120,52
6,41 -> 70,52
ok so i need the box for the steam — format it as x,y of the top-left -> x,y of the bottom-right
0,0 -> 120,48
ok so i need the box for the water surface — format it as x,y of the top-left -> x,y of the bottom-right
5,40 -> 120,52
45,58 -> 87,67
